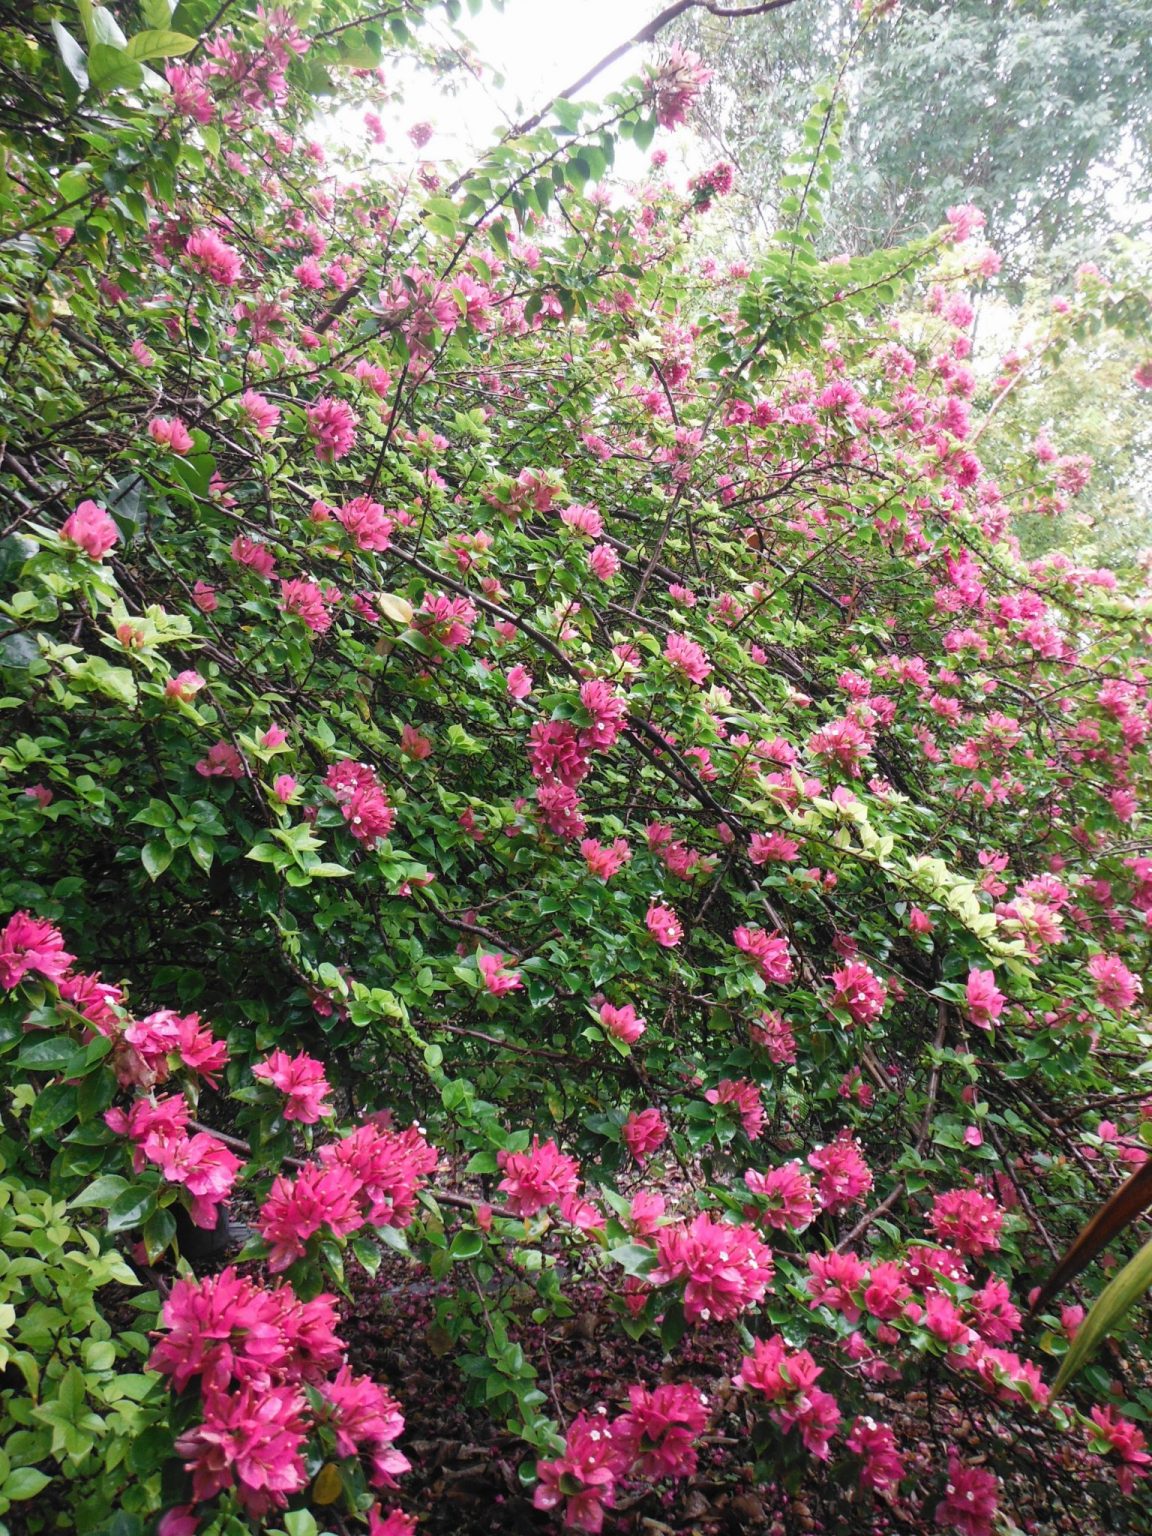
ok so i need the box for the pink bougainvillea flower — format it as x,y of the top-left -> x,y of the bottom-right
184,228 -> 244,285
273,773 -> 297,803
650,1211 -> 772,1324
306,396 -> 358,461
647,43 -> 711,129
613,1383 -> 708,1480
294,255 -> 325,289
1087,1406 -> 1152,1493
252,1048 -> 333,1123
399,724 -> 432,760
414,591 -> 476,650
0,910 -> 74,989
165,669 -> 205,701
477,951 -> 522,996
588,543 -> 620,580
734,925 -> 794,985
928,1187 -> 1005,1257
1088,951 -> 1141,1013
646,902 -> 682,947
124,1008 -> 229,1087
966,968 -> 1005,1029
846,1417 -> 906,1494
622,1107 -> 667,1162
808,1130 -> 873,1212
533,1410 -> 623,1533
149,416 -> 194,454
175,1383 -> 307,1516
945,204 -> 986,243
744,1161 -> 815,1231
750,1009 -> 797,1063
935,1455 -> 998,1536
196,740 -> 244,779
368,1511 -> 417,1536
257,1163 -> 366,1270
597,1000 -> 644,1046
236,389 -> 280,436
705,1077 -> 765,1139
166,63 -> 213,123
749,830 -> 800,864
336,496 -> 394,552
506,664 -> 533,698
663,631 -> 712,684
325,759 -> 394,847
61,499 -> 118,559
559,503 -> 604,537
161,1132 -> 244,1228
156,1506 -> 198,1536
807,1249 -> 868,1322
322,1364 -> 410,1489
580,837 -> 631,880
317,1120 -> 437,1229
828,960 -> 887,1026
496,1136 -> 581,1217
280,577 -> 339,634
149,1266 -> 340,1393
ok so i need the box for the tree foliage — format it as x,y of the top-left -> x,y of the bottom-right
3,3 -> 1152,1535
678,0 -> 1152,277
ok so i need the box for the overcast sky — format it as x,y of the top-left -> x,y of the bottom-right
321,0 -> 674,181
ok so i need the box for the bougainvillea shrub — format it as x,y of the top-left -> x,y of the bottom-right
3,2 -> 1152,1533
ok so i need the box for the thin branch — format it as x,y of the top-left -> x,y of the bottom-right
511,0 -> 806,138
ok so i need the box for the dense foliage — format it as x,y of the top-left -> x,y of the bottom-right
3,2 -> 1152,1533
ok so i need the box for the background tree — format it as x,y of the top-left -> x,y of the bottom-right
678,0 -> 1152,284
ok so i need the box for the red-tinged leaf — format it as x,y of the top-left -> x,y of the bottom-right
1032,1157 -> 1152,1315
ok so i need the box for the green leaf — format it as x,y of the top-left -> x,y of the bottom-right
660,1299 -> 686,1351
632,114 -> 655,152
188,834 -> 214,872
106,1185 -> 155,1234
16,1036 -> 79,1071
142,840 -> 174,880
351,1236 -> 381,1276
134,799 -> 175,828
89,6 -> 129,46
51,21 -> 89,90
88,43 -> 145,92
450,1229 -> 484,1260
1053,1234 -> 1152,1397
608,1241 -> 655,1278
4,1467 -> 52,1501
124,28 -> 197,60
70,1175 -> 130,1209
142,0 -> 175,25
143,1206 -> 177,1260
28,1082 -> 79,1138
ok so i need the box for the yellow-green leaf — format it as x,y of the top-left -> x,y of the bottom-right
125,28 -> 197,60
375,592 -> 413,626
1052,1234 -> 1152,1398
311,1463 -> 342,1504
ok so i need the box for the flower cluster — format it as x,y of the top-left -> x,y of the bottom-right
325,758 -> 395,847
259,1120 -> 438,1269
151,1267 -> 409,1518
534,1384 -> 709,1532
